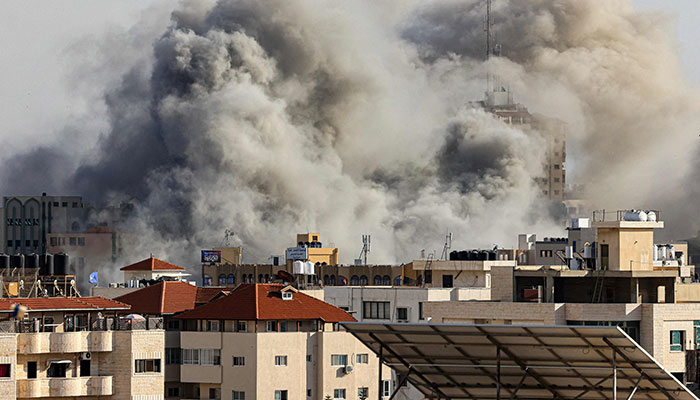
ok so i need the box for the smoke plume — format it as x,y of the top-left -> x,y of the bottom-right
3,0 -> 699,272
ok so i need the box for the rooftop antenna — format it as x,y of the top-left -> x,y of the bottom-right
440,232 -> 453,260
221,229 -> 235,247
359,235 -> 371,265
484,0 -> 493,93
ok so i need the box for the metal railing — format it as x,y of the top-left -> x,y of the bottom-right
0,317 -> 163,333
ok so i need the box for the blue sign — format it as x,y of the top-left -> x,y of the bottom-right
89,272 -> 98,284
201,250 -> 222,263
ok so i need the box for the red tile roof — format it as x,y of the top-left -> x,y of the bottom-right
115,281 -> 229,315
84,226 -> 117,234
0,297 -> 130,312
176,284 -> 355,323
120,257 -> 186,271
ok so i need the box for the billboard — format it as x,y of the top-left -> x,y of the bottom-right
285,247 -> 308,260
201,250 -> 222,263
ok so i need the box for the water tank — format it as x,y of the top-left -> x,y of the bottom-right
297,241 -> 304,247
565,246 -> 573,259
479,250 -> 489,261
470,250 -> 479,261
449,251 -> 458,261
293,260 -> 304,274
305,261 -> 315,275
660,245 -> 668,260
624,210 -> 648,222
304,241 -> 310,248
652,245 -> 659,261
40,254 -> 54,275
489,251 -> 497,261
10,254 -> 24,269
668,245 -> 675,258
647,211 -> 657,222
457,251 -> 466,260
0,254 -> 9,269
25,253 -> 39,269
317,242 -> 322,248
54,253 -> 68,275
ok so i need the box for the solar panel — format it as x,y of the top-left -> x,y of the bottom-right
342,322 -> 698,400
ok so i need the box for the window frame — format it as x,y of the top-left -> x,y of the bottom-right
331,354 -> 348,366
274,355 -> 288,366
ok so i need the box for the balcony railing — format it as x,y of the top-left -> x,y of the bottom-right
17,376 -> 112,398
0,317 -> 163,334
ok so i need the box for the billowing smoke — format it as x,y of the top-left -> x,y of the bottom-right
3,0 -> 699,271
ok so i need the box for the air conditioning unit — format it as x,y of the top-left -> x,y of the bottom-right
344,365 -> 354,374
80,352 -> 91,360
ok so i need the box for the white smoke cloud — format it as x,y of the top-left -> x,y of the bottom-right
3,0 -> 699,273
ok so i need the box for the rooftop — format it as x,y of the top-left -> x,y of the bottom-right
176,283 -> 355,322
120,257 -> 186,271
0,296 -> 130,312
115,281 -> 228,315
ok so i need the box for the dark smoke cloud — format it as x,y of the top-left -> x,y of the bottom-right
3,0 -> 699,271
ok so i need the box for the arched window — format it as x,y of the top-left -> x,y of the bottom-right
248,274 -> 254,283
338,276 -> 347,286
394,275 -> 402,286
203,275 -> 213,287
373,275 -> 382,285
218,274 -> 226,286
350,275 -> 359,286
258,274 -> 263,283
382,275 -> 391,286
359,275 -> 368,286
264,274 -> 270,283
330,275 -> 336,286
227,274 -> 236,285
323,275 -> 330,285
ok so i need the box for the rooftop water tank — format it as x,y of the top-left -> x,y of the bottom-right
624,210 -> 648,222
25,253 -> 39,269
293,260 -> 304,274
0,254 -> 9,269
647,211 -> 657,222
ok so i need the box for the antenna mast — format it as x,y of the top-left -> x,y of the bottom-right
485,0 -> 492,92
359,235 -> 371,265
440,232 -> 453,260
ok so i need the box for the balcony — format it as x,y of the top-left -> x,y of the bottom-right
18,331 -> 113,354
17,376 -> 112,398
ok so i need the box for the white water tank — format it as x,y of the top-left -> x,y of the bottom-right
624,210 -> 648,221
660,245 -> 668,260
653,245 -> 659,261
304,261 -> 315,275
583,244 -> 592,259
293,260 -> 304,274
565,246 -> 573,259
647,211 -> 657,222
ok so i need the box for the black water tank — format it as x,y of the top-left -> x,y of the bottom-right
10,254 -> 24,268
0,254 -> 8,269
479,250 -> 489,261
25,253 -> 39,269
449,251 -> 458,261
317,242 -> 322,248
297,241 -> 304,247
54,253 -> 68,275
489,251 -> 497,261
40,254 -> 54,275
470,250 -> 479,260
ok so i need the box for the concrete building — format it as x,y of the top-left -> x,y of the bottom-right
146,283 -> 391,400
0,296 -> 164,399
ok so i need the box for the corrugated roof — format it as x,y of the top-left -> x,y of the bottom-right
176,283 -> 355,322
120,257 -> 186,271
115,281 -> 228,315
0,297 -> 130,312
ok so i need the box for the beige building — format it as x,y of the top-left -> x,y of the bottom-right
162,283 -> 391,400
0,296 -> 164,399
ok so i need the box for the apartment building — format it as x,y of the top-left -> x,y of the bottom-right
157,283 -> 391,400
0,296 -> 164,399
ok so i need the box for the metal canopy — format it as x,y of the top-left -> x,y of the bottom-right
342,322 -> 698,400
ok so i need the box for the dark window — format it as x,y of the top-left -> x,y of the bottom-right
6,240 -> 11,248
209,388 -> 219,399
47,362 -> 67,378
69,237 -> 77,246
166,348 -> 181,365
397,307 -> 408,321
80,359 -> 90,376
72,202 -> 78,208
373,275 -> 382,285
0,364 -> 9,378
275,390 -> 288,400
425,270 -> 432,283
218,274 -> 226,285
227,274 -> 235,285
418,302 -> 424,320
442,274 -> 453,288
363,301 -> 390,319
25,240 -> 31,247
15,240 -> 20,248
52,202 -> 58,207
61,202 -> 68,207
600,244 -> 609,270
554,164 -> 560,170
32,240 -> 38,248
27,362 -> 36,379
350,275 -> 359,286
203,275 -> 212,287
359,275 -> 368,286
168,387 -> 180,397
78,238 -> 85,246
135,359 -> 161,373
382,275 -> 391,285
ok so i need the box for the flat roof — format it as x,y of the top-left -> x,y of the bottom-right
514,269 -> 679,278
342,322 -> 696,400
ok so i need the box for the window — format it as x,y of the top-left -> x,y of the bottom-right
200,350 -> 221,365
274,390 -> 288,400
363,301 -> 390,319
0,364 -> 10,378
358,387 -> 369,399
168,387 -> 180,397
671,330 -> 685,351
554,178 -> 560,182
209,388 -> 220,399
78,237 -> 85,246
52,201 -> 58,207
359,275 -> 368,285
554,164 -> 560,169
203,275 -> 213,287
233,356 -> 245,366
419,302 -> 424,320
275,355 -> 287,366
50,237 -> 57,246
6,240 -> 11,248
206,320 -> 220,332
382,380 -> 391,398
237,321 -> 247,332
267,321 -> 279,332
356,354 -> 368,364
232,391 -> 245,400
282,291 -> 293,300
27,362 -> 36,379
218,274 -> 226,285
165,348 -> 181,365
47,362 -> 67,378
135,359 -> 161,373
397,307 -> 408,321
306,355 -> 312,362
334,389 -> 346,399
80,359 -> 90,377
25,240 -> 30,247
424,270 -> 432,283
280,321 -> 288,332
183,349 -> 199,365
350,275 -> 359,286
307,389 -> 312,397
382,275 -> 391,285
227,274 -> 235,285
331,354 -> 348,366
59,237 -> 65,245
166,319 -> 181,331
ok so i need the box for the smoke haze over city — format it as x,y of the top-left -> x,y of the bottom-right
1,0 -> 699,271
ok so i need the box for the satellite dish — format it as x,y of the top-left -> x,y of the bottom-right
277,270 -> 294,283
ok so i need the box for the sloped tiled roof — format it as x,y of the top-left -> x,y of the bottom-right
120,257 -> 186,271
176,284 -> 355,323
115,281 -> 229,315
0,297 -> 130,312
